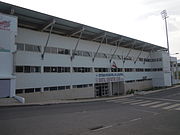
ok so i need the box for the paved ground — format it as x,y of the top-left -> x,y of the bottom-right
0,86 -> 180,135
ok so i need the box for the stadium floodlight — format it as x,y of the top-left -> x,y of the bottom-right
161,10 -> 170,55
161,10 -> 168,19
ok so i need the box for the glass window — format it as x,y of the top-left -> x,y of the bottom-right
44,67 -> 51,72
25,88 -> 34,93
45,47 -> 51,53
51,47 -> 57,54
25,44 -> 34,51
16,66 -> 23,72
51,67 -> 57,72
65,86 -> 70,89
16,89 -> 24,94
35,88 -> 41,92
34,46 -> 41,52
58,86 -> 65,90
24,66 -> 31,73
50,86 -> 58,91
44,87 -> 49,91
16,43 -> 24,51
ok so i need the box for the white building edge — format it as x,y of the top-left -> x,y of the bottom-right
0,2 -> 178,102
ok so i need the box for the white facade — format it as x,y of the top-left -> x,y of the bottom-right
0,13 -> 17,98
0,11 -> 174,101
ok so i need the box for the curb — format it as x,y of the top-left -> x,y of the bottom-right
0,94 -> 134,108
143,85 -> 180,95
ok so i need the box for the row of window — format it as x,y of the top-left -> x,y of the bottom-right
45,46 -> 70,55
15,66 -> 163,73
15,84 -> 93,94
16,43 -> 162,62
73,67 -> 92,73
16,88 -> 41,94
44,67 -> 70,73
44,85 -> 70,91
16,43 -> 41,52
125,78 -> 152,83
16,66 -> 41,73
72,84 -> 93,88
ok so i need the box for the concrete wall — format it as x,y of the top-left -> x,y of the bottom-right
0,13 -> 17,97
14,28 -> 170,100
17,87 -> 94,103
124,80 -> 153,92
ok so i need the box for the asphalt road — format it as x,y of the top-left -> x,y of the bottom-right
0,86 -> 180,135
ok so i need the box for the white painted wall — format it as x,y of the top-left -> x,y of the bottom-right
14,28 -> 171,98
0,13 -> 17,97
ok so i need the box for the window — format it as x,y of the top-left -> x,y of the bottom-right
94,68 -> 109,72
111,68 -> 123,72
96,53 -> 107,58
44,85 -> 70,91
44,67 -> 51,72
16,89 -> 24,94
34,46 -> 41,52
145,68 -> 151,72
25,44 -> 34,51
16,66 -> 23,72
125,68 -> 133,72
30,66 -> 41,73
16,88 -> 41,94
45,47 -> 51,53
73,67 -> 92,73
35,88 -> 41,92
139,58 -> 144,62
51,67 -> 57,72
136,68 -> 144,72
16,66 -> 41,73
125,80 -> 135,83
45,47 -> 70,55
58,86 -> 65,90
44,66 -> 71,73
25,88 -> 34,93
16,43 -> 24,51
73,84 -> 93,88
58,48 -> 70,55
51,47 -> 57,54
24,66 -> 31,73
50,86 -> 58,91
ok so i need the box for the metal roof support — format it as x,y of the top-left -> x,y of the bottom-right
134,44 -> 147,64
143,47 -> 155,64
123,41 -> 136,63
10,8 -> 15,15
71,31 -> 83,61
41,23 -> 54,60
109,37 -> 122,44
92,36 -> 105,62
91,32 -> 106,41
68,27 -> 85,37
41,19 -> 56,32
109,39 -> 123,63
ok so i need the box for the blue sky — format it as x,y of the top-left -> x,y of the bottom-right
2,0 -> 180,58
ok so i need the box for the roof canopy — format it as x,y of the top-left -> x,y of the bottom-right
0,1 -> 167,52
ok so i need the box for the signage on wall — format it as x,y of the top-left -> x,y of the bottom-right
96,73 -> 124,83
0,20 -> 11,31
111,61 -> 117,69
0,13 -> 17,34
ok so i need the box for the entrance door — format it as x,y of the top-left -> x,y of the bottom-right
0,79 -> 10,98
112,81 -> 125,95
95,83 -> 109,97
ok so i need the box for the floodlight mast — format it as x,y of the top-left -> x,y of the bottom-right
161,10 -> 170,55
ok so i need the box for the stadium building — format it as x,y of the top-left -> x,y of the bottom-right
0,2 -> 177,102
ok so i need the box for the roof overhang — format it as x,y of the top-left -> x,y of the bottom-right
0,1 -> 167,52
